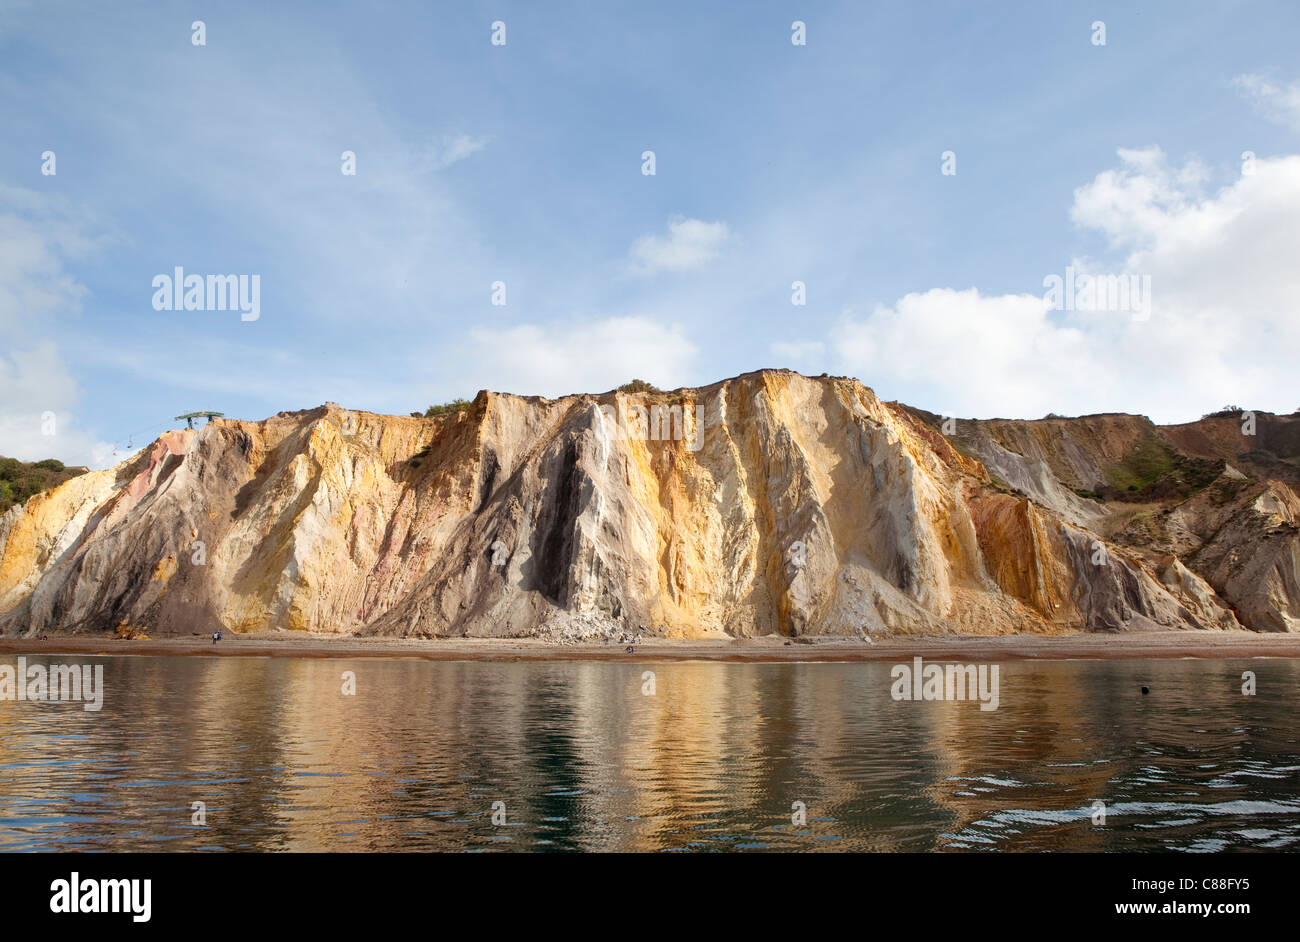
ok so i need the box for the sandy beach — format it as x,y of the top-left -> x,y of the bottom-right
2,630 -> 1299,663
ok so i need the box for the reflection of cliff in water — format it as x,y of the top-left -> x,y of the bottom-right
1,655 -> 1298,852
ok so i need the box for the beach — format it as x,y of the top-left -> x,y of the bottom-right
3,630 -> 1299,663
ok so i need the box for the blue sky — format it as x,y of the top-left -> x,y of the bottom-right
3,0 -> 1299,466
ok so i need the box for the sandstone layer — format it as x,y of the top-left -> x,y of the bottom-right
1,371 -> 1296,639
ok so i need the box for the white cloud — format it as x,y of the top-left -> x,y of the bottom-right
1233,74 -> 1300,131
629,217 -> 730,274
837,288 -> 1097,418
0,342 -> 115,468
0,189 -> 115,468
833,148 -> 1300,423
1075,148 -> 1300,326
460,316 -> 699,399
1068,146 -> 1210,249
0,185 -> 105,334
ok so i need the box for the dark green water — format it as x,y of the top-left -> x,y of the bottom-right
1,655 -> 1297,852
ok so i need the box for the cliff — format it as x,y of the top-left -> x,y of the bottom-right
2,370 -> 1297,638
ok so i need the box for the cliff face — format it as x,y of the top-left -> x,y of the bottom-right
2,371 -> 1297,638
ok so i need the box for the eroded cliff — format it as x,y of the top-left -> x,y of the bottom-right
2,371 -> 1296,638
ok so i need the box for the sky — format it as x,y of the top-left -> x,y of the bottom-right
2,0 -> 1299,467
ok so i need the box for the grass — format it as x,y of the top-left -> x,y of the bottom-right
1099,438 -> 1222,503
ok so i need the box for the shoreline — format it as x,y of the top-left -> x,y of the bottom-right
2,630 -> 1299,663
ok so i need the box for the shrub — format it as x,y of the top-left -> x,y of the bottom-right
423,398 -> 473,418
0,456 -> 87,514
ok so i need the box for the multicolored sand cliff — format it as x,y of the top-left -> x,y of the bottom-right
2,371 -> 1297,639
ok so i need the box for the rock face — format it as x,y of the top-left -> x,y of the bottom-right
2,371 -> 1298,638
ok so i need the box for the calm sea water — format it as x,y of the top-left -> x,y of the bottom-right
0,655 -> 1297,852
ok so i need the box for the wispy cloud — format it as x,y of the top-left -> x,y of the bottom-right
417,133 -> 490,172
629,217 -> 729,274
0,188 -> 116,466
1232,74 -> 1300,131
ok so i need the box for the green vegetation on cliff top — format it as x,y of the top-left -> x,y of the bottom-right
0,457 -> 89,514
